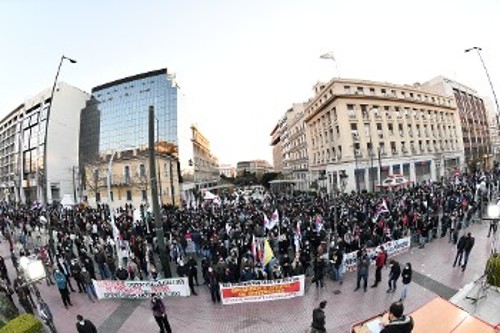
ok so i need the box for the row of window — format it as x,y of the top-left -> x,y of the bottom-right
343,85 -> 452,106
306,83 -> 452,117
312,138 -> 459,165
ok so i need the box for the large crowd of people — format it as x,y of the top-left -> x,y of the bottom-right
0,168 -> 498,330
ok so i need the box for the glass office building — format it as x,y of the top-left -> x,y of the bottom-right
80,68 -> 178,163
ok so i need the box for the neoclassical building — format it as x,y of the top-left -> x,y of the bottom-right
271,77 -> 466,194
79,68 -> 180,208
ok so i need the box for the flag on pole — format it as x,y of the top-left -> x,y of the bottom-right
251,235 -> 257,261
263,239 -> 274,265
319,51 -> 335,61
315,215 -> 324,232
372,199 -> 389,223
263,209 -> 279,230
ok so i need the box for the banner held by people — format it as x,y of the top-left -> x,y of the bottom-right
344,237 -> 411,272
93,277 -> 190,299
220,275 -> 305,305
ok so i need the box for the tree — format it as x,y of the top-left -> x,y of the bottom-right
260,172 -> 281,189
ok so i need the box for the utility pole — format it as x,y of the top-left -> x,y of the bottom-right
378,147 -> 382,188
148,106 -> 171,278
72,166 -> 77,204
370,131 -> 375,192
169,157 -> 175,205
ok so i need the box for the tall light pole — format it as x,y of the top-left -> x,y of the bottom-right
465,47 -> 500,167
106,150 -> 123,265
149,106 -> 171,278
43,55 -> 76,256
465,47 -> 500,122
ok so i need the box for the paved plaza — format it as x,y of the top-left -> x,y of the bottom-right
2,220 -> 498,333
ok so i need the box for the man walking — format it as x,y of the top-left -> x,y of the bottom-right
371,246 -> 387,288
310,300 -> 327,333
150,294 -> 172,333
75,314 -> 97,333
453,233 -> 467,268
461,232 -> 475,271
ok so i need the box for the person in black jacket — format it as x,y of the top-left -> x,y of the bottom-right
75,314 -> 97,333
461,232 -> 475,271
310,300 -> 327,333
453,234 -> 467,268
387,260 -> 401,293
399,263 -> 412,302
70,259 -> 85,293
380,302 -> 414,333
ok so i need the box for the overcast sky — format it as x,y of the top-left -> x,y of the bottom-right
1,0 -> 499,167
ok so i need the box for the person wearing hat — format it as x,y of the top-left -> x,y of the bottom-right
310,300 -> 327,332
75,314 -> 97,333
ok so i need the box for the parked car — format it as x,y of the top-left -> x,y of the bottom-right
377,174 -> 413,190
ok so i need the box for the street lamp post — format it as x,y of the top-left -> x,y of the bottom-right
465,47 -> 500,122
466,47 -> 500,166
43,55 -> 76,256
106,150 -> 125,265
19,256 -> 57,332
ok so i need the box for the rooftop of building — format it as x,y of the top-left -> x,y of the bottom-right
92,68 -> 168,92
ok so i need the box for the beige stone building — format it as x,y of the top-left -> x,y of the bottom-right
236,160 -> 273,178
83,146 -> 180,208
303,78 -> 464,193
190,124 -> 219,188
270,103 -> 309,191
422,76 -> 491,169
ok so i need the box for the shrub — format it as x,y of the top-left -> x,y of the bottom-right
0,314 -> 43,333
0,295 -> 18,324
486,253 -> 500,287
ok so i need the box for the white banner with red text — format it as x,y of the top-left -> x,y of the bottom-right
344,236 -> 411,272
93,277 -> 190,299
220,275 -> 305,305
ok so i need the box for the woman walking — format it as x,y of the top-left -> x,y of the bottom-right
400,263 -> 412,302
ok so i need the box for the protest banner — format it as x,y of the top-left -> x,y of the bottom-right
220,275 -> 305,305
344,236 -> 411,272
93,277 -> 190,299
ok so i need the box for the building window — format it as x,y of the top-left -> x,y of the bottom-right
347,104 -> 355,118
142,190 -> 147,201
110,191 -> 114,202
139,164 -> 146,178
344,86 -> 351,94
126,190 -> 132,201
96,192 -> 101,202
124,165 -> 130,183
